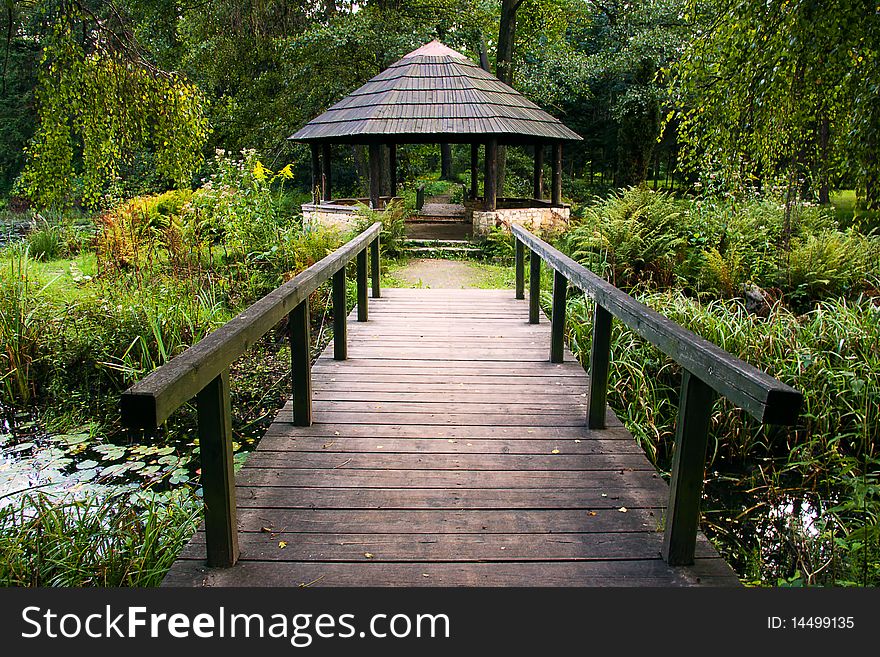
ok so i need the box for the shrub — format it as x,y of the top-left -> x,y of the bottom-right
479,226 -> 515,263
786,230 -> 877,302
354,200 -> 407,258
561,186 -> 687,288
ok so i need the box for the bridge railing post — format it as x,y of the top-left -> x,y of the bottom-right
333,267 -> 348,360
662,370 -> 716,566
289,299 -> 312,426
515,238 -> 525,300
371,236 -> 381,298
196,370 -> 239,568
529,250 -> 541,324
357,248 -> 368,321
588,304 -> 612,429
550,269 -> 567,363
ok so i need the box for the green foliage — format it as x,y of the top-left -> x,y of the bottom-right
0,248 -> 54,410
479,226 -> 516,263
561,186 -> 686,287
0,490 -> 200,586
518,0 -> 688,186
564,291 -> 880,584
354,200 -> 407,258
670,0 -> 880,205
20,5 -> 210,210
787,230 -> 877,302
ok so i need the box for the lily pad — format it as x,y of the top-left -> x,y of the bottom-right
94,444 -> 127,460
57,433 -> 90,445
76,459 -> 99,470
101,463 -> 131,478
75,468 -> 98,481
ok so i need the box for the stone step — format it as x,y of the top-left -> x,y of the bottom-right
403,246 -> 483,257
405,239 -> 474,248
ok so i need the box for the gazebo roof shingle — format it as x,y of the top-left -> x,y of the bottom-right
289,40 -> 582,144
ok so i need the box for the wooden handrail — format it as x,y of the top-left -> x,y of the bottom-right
119,222 -> 382,567
511,223 -> 803,566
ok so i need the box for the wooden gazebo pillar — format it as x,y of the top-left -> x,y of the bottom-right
552,143 -> 563,206
533,144 -> 544,201
310,145 -> 321,203
470,143 -> 479,200
321,143 -> 333,202
368,143 -> 382,209
484,139 -> 498,211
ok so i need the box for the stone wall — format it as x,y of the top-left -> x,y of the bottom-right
471,205 -> 570,235
301,203 -> 360,231
304,200 -> 570,236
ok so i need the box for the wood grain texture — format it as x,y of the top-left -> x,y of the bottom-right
165,288 -> 739,587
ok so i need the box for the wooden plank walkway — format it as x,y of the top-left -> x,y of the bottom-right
163,288 -> 740,586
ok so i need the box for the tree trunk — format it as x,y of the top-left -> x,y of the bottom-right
379,144 -> 391,197
817,114 -> 830,205
440,143 -> 453,180
496,0 -> 522,86
496,0 -> 523,196
352,145 -> 368,198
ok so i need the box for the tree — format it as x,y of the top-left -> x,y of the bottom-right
17,1 -> 209,209
0,1 -> 38,197
516,0 -> 688,187
670,0 -> 880,207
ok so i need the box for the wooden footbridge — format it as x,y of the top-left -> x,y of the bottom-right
121,223 -> 802,587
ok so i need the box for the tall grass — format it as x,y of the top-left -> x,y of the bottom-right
562,291 -> 879,584
0,247 -> 58,414
0,490 -> 200,586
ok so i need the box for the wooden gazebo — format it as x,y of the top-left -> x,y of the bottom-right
289,40 -> 581,228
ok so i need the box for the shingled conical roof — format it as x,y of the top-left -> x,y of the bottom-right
289,40 -> 581,144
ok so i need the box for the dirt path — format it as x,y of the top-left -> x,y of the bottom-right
390,258 -> 491,288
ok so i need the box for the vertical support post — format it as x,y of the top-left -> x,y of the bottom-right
515,239 -> 525,300
470,143 -> 479,199
550,270 -> 567,363
588,304 -> 612,429
369,143 -> 382,210
310,144 -> 321,203
533,144 -> 544,200
529,251 -> 541,324
289,300 -> 312,427
552,142 -> 563,206
371,236 -> 381,298
389,144 -> 397,197
333,268 -> 347,360
196,370 -> 239,568
321,142 -> 332,202
662,371 -> 716,566
485,139 -> 498,211
357,248 -> 368,322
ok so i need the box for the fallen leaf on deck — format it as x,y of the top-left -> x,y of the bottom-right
618,507 -> 628,513
279,541 -> 288,549
551,448 -> 560,454
588,511 -> 597,517
364,552 -> 374,559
